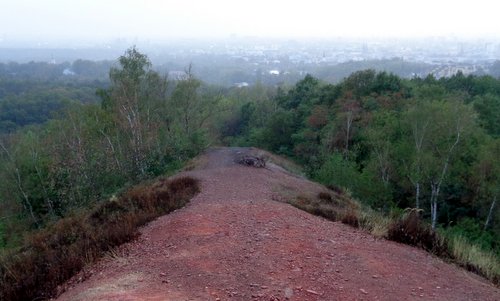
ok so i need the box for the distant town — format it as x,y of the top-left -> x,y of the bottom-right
1,36 -> 499,86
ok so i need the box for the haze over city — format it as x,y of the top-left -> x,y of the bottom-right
1,0 -> 499,43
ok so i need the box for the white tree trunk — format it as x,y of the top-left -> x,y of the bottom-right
484,196 -> 497,230
100,129 -> 122,171
345,111 -> 353,153
416,182 -> 420,209
0,141 -> 37,223
429,124 -> 461,230
430,183 -> 439,229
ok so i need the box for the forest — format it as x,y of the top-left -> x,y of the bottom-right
0,48 -> 212,247
222,70 -> 500,255
0,47 -> 498,272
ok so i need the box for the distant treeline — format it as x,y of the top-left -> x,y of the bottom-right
0,79 -> 107,133
0,60 -> 113,81
3,57 -> 499,135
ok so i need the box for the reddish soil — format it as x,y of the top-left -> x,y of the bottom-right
56,147 -> 499,301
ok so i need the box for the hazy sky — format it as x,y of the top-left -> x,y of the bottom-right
0,0 -> 499,42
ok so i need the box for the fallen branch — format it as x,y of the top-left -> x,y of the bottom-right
236,155 -> 266,168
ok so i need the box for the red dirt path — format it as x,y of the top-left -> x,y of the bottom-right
56,147 -> 499,301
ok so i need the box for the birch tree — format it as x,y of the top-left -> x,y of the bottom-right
401,101 -> 434,209
364,111 -> 399,188
405,100 -> 476,229
0,138 -> 37,223
170,66 -> 201,136
329,96 -> 361,155
105,47 -> 168,178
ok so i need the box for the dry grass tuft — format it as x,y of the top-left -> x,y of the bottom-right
358,210 -> 392,238
317,192 -> 333,202
326,184 -> 345,195
448,235 -> 500,285
341,209 -> 360,228
289,189 -> 360,226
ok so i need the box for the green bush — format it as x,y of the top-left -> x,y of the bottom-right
444,218 -> 499,256
315,152 -> 361,193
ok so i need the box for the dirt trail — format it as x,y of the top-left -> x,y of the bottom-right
57,147 -> 499,301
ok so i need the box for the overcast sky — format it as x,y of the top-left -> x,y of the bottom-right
0,0 -> 499,42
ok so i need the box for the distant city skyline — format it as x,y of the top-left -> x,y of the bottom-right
0,0 -> 499,44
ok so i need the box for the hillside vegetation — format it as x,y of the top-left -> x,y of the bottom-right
218,69 -> 500,282
0,176 -> 199,300
0,48 -> 209,247
221,70 -> 499,249
0,47 -> 499,298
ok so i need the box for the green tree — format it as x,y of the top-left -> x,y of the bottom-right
103,46 -> 168,178
258,110 -> 298,154
326,95 -> 361,155
0,137 -> 37,224
363,111 -> 399,188
473,139 -> 500,230
341,69 -> 376,98
404,100 -> 477,229
278,74 -> 320,110
473,93 -> 500,137
315,152 -> 361,194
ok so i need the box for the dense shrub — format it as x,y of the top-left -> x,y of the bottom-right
445,218 -> 499,256
341,210 -> 360,228
317,191 -> 333,202
387,209 -> 449,256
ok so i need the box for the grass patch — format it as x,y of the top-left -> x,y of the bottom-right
289,189 -> 499,285
386,210 -> 499,285
0,176 -> 199,301
447,233 -> 500,284
358,209 -> 392,238
288,190 -> 360,226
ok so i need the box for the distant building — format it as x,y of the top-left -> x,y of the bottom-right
431,65 -> 477,78
234,82 -> 249,88
269,70 -> 280,75
62,68 -> 75,76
